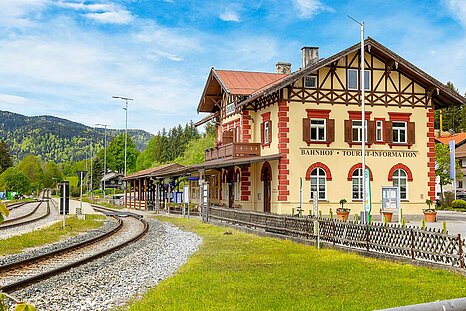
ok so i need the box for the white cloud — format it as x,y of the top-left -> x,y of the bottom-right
0,93 -> 29,106
292,0 -> 333,19
0,0 -> 50,27
57,1 -> 134,24
219,7 -> 240,22
149,50 -> 184,62
84,10 -> 133,24
444,0 -> 466,27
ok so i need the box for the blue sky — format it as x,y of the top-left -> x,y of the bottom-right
0,0 -> 465,134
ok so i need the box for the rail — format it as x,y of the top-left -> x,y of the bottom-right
0,205 -> 148,292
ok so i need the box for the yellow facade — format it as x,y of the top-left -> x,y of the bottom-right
192,41 -> 465,216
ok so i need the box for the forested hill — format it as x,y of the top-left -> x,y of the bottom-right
0,110 -> 153,163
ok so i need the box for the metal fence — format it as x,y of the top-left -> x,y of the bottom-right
208,206 -> 465,268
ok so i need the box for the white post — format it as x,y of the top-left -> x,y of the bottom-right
299,177 -> 303,214
79,172 -> 83,215
63,183 -> 66,230
124,100 -> 128,209
103,125 -> 107,200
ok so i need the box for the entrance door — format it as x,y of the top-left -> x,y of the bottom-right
229,181 -> 234,208
263,166 -> 271,213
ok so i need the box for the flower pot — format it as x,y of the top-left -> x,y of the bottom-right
424,211 -> 437,222
382,211 -> 393,223
337,210 -> 350,221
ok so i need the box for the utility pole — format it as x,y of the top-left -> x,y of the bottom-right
113,96 -> 133,209
96,123 -> 109,200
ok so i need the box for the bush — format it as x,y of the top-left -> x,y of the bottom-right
451,199 -> 466,209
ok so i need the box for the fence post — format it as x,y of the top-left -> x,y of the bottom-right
458,234 -> 464,269
365,224 -> 370,251
332,221 -> 336,245
410,229 -> 415,260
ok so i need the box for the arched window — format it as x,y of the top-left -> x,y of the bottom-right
393,169 -> 408,200
310,168 -> 326,200
352,168 -> 363,200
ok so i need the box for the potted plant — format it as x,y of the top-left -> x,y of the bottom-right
423,199 -> 437,222
381,209 -> 394,223
337,199 -> 350,221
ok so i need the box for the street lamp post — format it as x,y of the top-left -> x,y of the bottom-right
96,123 -> 109,200
348,16 -> 367,223
112,96 -> 133,209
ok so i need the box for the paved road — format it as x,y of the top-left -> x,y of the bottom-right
408,210 -> 466,237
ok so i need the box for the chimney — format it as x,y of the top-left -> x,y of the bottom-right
301,46 -> 319,68
276,62 -> 292,74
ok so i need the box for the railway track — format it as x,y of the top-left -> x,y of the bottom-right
0,205 -> 148,293
0,200 -> 49,230
0,190 -> 51,229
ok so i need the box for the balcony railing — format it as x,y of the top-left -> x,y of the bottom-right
205,142 -> 261,162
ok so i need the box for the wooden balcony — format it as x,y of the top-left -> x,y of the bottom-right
205,142 -> 261,162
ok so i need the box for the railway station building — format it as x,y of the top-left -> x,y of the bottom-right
124,38 -> 466,215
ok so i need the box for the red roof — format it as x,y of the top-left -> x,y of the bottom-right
435,133 -> 466,146
215,70 -> 288,95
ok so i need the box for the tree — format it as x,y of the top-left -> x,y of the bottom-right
0,167 -> 31,193
16,155 -> 44,192
43,161 -> 63,188
176,130 -> 216,165
434,82 -> 466,133
0,140 -> 13,174
435,143 -> 463,202
107,134 -> 139,173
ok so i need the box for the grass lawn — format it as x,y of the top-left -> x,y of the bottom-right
124,216 -> 466,311
0,215 -> 106,256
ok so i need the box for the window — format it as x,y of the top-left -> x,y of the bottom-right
462,159 -> 466,168
392,169 -> 407,200
310,119 -> 326,141
263,121 -> 270,144
304,75 -> 317,88
364,70 -> 371,91
459,180 -> 464,189
352,120 -> 367,142
392,122 -> 407,143
310,168 -> 326,200
348,69 -> 358,90
347,69 -> 370,91
352,168 -> 363,200
376,120 -> 383,142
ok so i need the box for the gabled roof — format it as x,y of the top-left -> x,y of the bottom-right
435,133 -> 466,146
123,163 -> 185,180
197,68 -> 288,113
237,37 -> 466,110
101,171 -> 123,182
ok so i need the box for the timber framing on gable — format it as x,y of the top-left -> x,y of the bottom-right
238,37 -> 466,112
287,51 -> 430,109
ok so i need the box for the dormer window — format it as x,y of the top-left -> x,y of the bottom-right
304,75 -> 317,88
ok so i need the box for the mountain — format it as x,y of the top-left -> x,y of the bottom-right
0,110 -> 154,163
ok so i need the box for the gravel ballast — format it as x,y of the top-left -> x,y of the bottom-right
0,218 -> 118,266
12,219 -> 202,311
0,201 -> 61,240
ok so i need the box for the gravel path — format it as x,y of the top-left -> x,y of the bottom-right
0,218 -> 118,266
12,219 -> 202,311
0,201 -> 61,240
